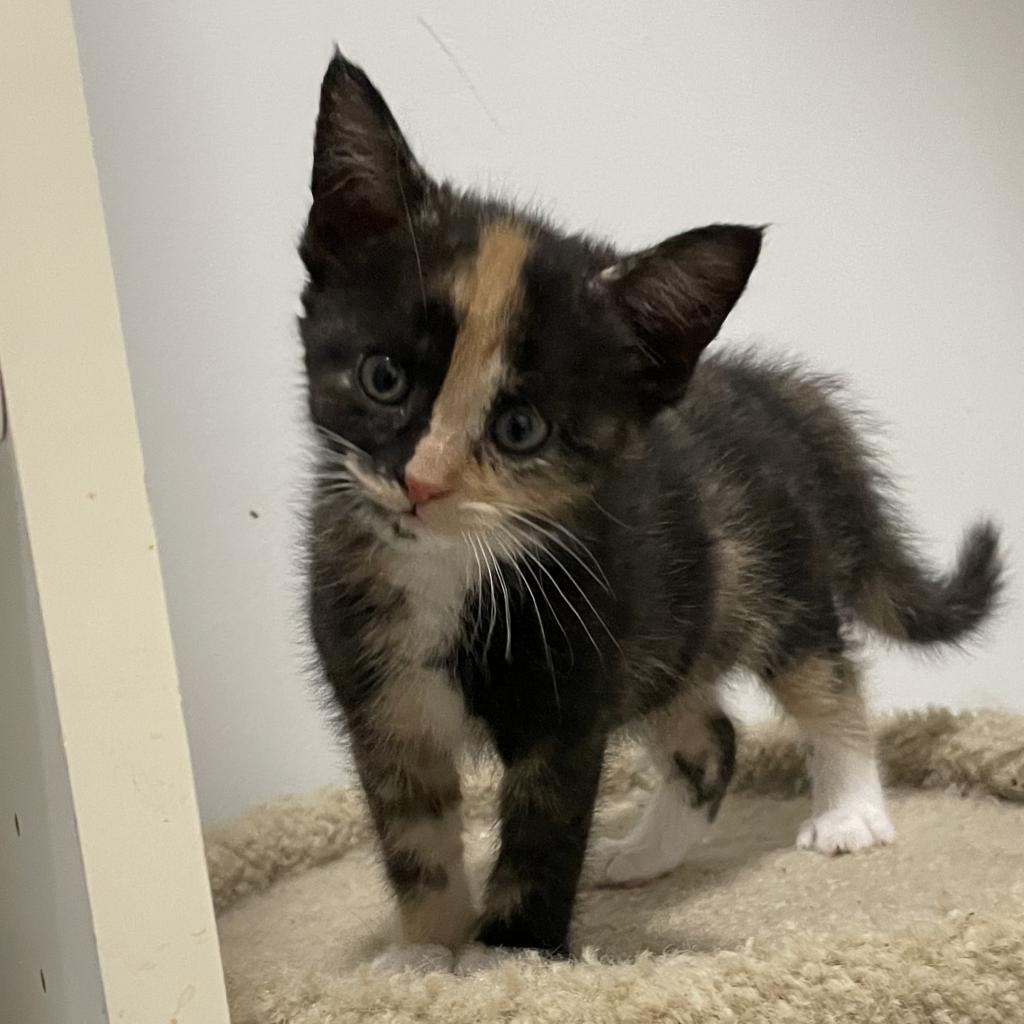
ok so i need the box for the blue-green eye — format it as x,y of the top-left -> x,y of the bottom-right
492,404 -> 549,455
359,354 -> 409,405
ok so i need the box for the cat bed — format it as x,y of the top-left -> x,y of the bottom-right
206,709 -> 1024,1023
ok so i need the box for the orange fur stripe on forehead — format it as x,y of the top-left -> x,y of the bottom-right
406,221 -> 531,488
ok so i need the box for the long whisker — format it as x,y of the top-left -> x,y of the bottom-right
586,494 -> 636,530
476,535 -> 499,658
313,493 -> 357,511
492,530 -> 559,708
316,484 -> 357,496
487,501 -> 610,584
495,525 -> 572,653
480,535 -> 513,662
512,506 -> 604,554
464,532 -> 488,645
504,520 -> 622,656
314,425 -> 371,460
394,147 -> 427,311
500,509 -> 612,594
505,533 -> 607,663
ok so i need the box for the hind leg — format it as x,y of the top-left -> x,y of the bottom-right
588,690 -> 736,887
770,653 -> 895,855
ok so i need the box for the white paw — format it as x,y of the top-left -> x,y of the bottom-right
587,835 -> 683,888
454,942 -> 521,975
370,943 -> 454,974
797,804 -> 896,855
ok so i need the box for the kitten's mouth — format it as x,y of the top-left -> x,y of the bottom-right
391,519 -> 419,541
390,508 -> 427,541
389,503 -> 475,543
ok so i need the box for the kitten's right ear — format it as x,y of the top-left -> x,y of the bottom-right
307,50 -> 428,249
598,224 -> 762,408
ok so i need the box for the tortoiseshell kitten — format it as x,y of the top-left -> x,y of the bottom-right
299,53 -> 1002,970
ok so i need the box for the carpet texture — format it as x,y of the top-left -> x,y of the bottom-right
207,709 -> 1024,1023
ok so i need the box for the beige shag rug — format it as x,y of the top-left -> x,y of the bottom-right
207,709 -> 1024,1023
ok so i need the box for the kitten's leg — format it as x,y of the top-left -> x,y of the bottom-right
352,732 -> 475,968
770,653 -> 895,855
588,691 -> 736,887
474,735 -> 606,957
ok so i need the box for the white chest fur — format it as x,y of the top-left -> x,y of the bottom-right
371,538 -> 476,750
390,539 -> 475,659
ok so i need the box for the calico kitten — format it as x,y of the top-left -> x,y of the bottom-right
299,52 -> 1002,966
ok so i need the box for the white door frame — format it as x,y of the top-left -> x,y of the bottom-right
0,2 -> 230,1021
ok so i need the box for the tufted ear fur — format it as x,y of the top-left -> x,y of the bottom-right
599,224 -> 763,407
306,51 -> 430,258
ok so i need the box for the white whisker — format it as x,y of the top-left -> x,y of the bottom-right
314,425 -> 371,460
492,529 -> 559,708
495,527 -> 571,644
476,535 -> 499,657
501,509 -> 612,594
586,494 -> 635,530
505,530 -> 608,664
464,532 -> 487,644
480,536 -> 513,662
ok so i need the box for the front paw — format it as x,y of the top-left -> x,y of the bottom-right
796,804 -> 896,855
370,943 -> 455,974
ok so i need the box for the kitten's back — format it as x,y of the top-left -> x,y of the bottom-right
672,353 -> 1003,649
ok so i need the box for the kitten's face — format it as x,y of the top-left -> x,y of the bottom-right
300,54 -> 760,548
303,212 -> 641,545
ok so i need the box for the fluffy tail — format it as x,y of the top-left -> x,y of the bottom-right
855,520 -> 1004,645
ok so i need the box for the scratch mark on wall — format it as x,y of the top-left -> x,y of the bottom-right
417,15 -> 504,133
172,984 -> 196,1018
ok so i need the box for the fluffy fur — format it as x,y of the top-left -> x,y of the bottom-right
298,52 -> 1003,958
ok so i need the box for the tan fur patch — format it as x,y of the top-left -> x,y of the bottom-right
857,575 -> 910,640
499,746 -> 567,817
388,809 -> 463,861
386,801 -> 474,948
400,870 -> 476,947
370,667 -> 466,751
406,221 -> 531,489
458,460 -> 584,523
648,688 -> 722,758
770,656 -> 873,749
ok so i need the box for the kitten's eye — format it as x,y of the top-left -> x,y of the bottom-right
492,404 -> 549,455
358,354 -> 409,405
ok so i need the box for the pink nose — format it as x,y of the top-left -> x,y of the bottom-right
405,474 -> 449,507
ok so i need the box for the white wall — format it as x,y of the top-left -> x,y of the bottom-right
71,1 -> 1024,825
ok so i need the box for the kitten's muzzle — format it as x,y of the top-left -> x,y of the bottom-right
405,473 -> 451,508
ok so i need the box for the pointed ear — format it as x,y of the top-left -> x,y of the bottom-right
599,224 -> 763,406
307,50 -> 429,248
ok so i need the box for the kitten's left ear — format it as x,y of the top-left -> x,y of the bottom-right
308,50 -> 430,247
598,224 -> 763,405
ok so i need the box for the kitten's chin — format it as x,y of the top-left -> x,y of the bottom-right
382,512 -> 493,552
389,512 -> 429,543
377,509 -> 459,547
355,491 -> 494,547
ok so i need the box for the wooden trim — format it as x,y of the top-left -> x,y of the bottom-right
0,2 -> 230,1021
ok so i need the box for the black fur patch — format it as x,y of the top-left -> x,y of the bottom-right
672,714 -> 735,823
